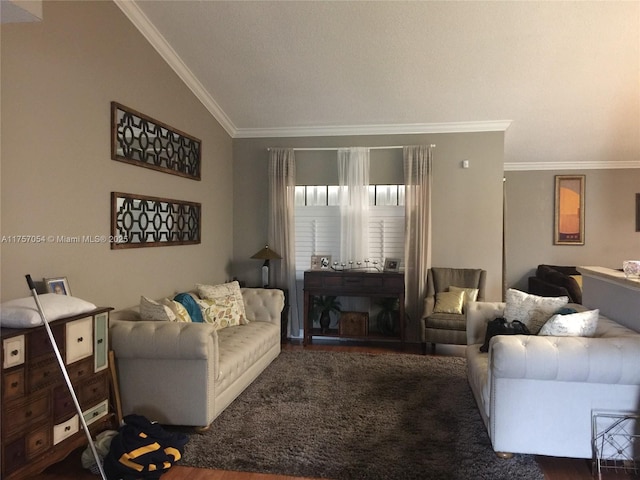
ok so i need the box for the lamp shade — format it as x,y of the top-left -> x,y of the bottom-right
251,245 -> 282,260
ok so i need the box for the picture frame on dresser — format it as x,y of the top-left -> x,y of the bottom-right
44,277 -> 71,296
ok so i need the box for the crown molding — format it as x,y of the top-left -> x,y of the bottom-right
504,160 -> 640,171
234,120 -> 512,138
113,0 -> 237,137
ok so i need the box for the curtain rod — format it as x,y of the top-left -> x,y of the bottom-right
267,144 -> 435,152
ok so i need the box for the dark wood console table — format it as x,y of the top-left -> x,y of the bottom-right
303,270 -> 405,345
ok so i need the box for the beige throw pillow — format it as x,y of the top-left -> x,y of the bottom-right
196,281 -> 247,325
197,297 -> 242,330
433,290 -> 465,314
140,296 -> 176,322
162,298 -> 192,323
448,286 -> 479,312
539,309 -> 599,337
504,289 -> 569,334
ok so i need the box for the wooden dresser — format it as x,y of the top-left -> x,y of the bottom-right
1,307 -> 113,479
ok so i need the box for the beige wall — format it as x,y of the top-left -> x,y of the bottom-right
232,132 -> 505,340
1,1 -> 233,308
505,169 -> 640,291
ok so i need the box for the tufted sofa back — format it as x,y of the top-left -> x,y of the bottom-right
241,288 -> 284,324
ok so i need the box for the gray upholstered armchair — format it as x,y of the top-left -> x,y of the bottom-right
421,267 -> 487,354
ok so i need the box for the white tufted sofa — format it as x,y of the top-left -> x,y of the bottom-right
465,301 -> 640,458
109,288 -> 284,429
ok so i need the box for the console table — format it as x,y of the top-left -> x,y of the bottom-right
303,270 -> 405,345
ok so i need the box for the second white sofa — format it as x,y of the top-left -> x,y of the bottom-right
110,287 -> 284,429
466,301 -> 640,458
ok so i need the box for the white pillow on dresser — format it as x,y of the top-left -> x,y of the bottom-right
1,294 -> 97,328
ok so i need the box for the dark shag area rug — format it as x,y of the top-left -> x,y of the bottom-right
180,350 -> 543,480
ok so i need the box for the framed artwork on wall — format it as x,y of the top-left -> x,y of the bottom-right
636,193 -> 640,232
111,102 -> 201,180
554,175 -> 585,245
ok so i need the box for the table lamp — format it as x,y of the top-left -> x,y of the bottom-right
250,245 -> 282,287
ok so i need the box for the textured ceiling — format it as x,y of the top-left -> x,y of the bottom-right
119,1 -> 639,169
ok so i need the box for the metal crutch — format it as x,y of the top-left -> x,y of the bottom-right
25,275 -> 108,480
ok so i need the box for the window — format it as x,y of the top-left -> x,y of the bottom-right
294,185 -> 404,277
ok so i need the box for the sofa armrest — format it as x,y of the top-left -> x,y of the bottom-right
491,335 -> 640,384
110,320 -> 218,361
241,288 -> 284,325
466,301 -> 506,345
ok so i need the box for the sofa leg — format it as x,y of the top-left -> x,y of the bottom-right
431,343 -> 436,354
495,452 -> 514,459
194,424 -> 211,434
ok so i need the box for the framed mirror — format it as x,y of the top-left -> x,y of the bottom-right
111,192 -> 201,249
111,102 -> 201,180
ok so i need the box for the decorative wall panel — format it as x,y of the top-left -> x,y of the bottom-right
111,192 -> 201,249
111,102 -> 201,180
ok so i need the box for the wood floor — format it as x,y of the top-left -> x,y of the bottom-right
31,342 -> 634,480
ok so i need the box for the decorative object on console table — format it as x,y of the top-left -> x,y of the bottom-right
0,306 -> 114,479
383,258 -> 401,272
303,270 -> 405,345
622,260 -> 640,279
310,254 -> 331,271
375,297 -> 400,335
311,295 -> 341,334
251,245 -> 282,288
339,311 -> 368,336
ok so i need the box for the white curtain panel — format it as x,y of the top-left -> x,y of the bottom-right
404,145 -> 433,341
268,148 -> 299,336
337,147 -> 370,263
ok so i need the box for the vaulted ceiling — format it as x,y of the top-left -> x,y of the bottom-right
117,1 -> 639,170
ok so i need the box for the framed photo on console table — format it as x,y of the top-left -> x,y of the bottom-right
383,258 -> 400,272
311,255 -> 332,270
554,175 -> 585,245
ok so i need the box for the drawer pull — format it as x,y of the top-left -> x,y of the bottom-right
77,370 -> 85,376
77,337 -> 84,343
25,410 -> 32,418
36,439 -> 43,446
92,411 -> 100,418
11,349 -> 19,356
11,381 -> 18,388
65,426 -> 71,432
97,339 -> 104,344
